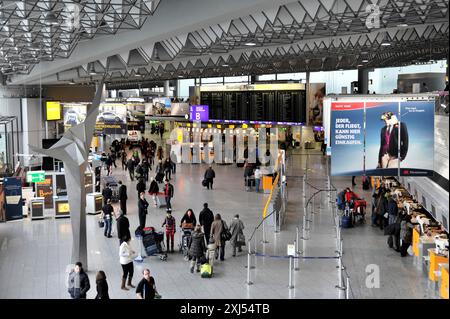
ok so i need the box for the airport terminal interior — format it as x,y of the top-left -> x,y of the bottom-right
0,0 -> 449,300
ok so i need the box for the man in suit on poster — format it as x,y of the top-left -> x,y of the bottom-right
377,112 -> 409,169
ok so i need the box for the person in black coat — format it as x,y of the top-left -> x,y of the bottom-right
204,166 -> 216,190
95,271 -> 109,299
180,209 -> 197,229
102,183 -> 112,206
127,158 -> 135,181
188,225 -> 206,273
116,210 -> 131,245
136,178 -> 146,198
68,262 -> 90,299
138,192 -> 149,229
118,181 -> 128,215
199,203 -> 214,242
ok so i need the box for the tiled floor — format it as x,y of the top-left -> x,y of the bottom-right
0,144 -> 439,299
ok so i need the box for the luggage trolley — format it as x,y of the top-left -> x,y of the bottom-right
136,226 -> 168,261
179,226 -> 194,259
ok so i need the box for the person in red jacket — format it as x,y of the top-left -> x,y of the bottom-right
161,209 -> 176,253
345,188 -> 358,207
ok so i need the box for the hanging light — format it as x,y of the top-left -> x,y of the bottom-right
89,63 -> 97,75
44,11 -> 59,26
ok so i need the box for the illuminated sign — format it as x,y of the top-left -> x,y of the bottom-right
46,101 -> 62,121
26,171 -> 46,183
57,202 -> 70,214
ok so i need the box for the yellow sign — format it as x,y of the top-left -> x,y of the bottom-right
217,125 -> 221,129
46,101 -> 61,121
177,129 -> 183,143
229,125 -> 235,129
242,124 -> 248,129
207,124 -> 212,128
57,202 -> 70,213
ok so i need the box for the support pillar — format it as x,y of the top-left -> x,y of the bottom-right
357,68 -> 372,94
164,80 -> 170,97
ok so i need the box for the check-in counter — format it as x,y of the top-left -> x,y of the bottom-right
439,263 -> 449,299
413,228 -> 420,257
428,249 -> 449,282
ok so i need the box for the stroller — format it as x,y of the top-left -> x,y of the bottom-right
137,226 -> 168,261
179,227 -> 194,259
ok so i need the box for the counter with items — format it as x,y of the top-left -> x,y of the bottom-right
379,177 -> 448,298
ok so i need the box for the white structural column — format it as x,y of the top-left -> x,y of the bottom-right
29,80 -> 104,270
164,80 -> 170,96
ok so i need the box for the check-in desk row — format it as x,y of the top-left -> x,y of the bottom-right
383,180 -> 448,300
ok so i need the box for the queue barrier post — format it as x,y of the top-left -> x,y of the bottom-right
246,241 -> 253,285
288,255 -> 294,289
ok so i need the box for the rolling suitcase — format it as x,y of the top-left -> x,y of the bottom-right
201,263 -> 212,278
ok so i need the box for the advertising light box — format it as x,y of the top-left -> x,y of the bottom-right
46,101 -> 62,121
331,99 -> 434,176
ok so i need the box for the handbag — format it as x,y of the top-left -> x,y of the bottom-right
221,221 -> 232,241
98,219 -> 105,228
236,233 -> 246,246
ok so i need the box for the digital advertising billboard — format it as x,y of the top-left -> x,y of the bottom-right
331,99 -> 434,176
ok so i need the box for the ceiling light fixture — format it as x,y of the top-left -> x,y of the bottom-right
381,42 -> 391,47
88,63 -> 97,75
69,80 -> 76,85
44,11 -> 59,26
362,59 -> 369,63
245,42 -> 256,46
222,64 -> 229,67
397,23 -> 408,27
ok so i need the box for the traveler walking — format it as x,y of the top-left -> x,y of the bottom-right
101,199 -> 114,238
254,167 -> 262,192
136,268 -> 159,300
116,210 -> 131,245
199,203 -> 214,243
118,181 -> 128,215
119,237 -> 136,290
163,158 -> 172,181
95,271 -> 109,299
68,262 -> 90,299
148,177 -> 160,207
102,183 -> 112,206
127,157 -> 136,181
188,225 -> 206,273
163,179 -> 174,210
170,152 -> 177,175
210,214 -> 228,261
162,209 -> 176,253
138,192 -> 149,229
229,214 -> 245,257
136,178 -> 146,198
121,151 -> 127,171
142,159 -> 150,182
204,166 -> 216,190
